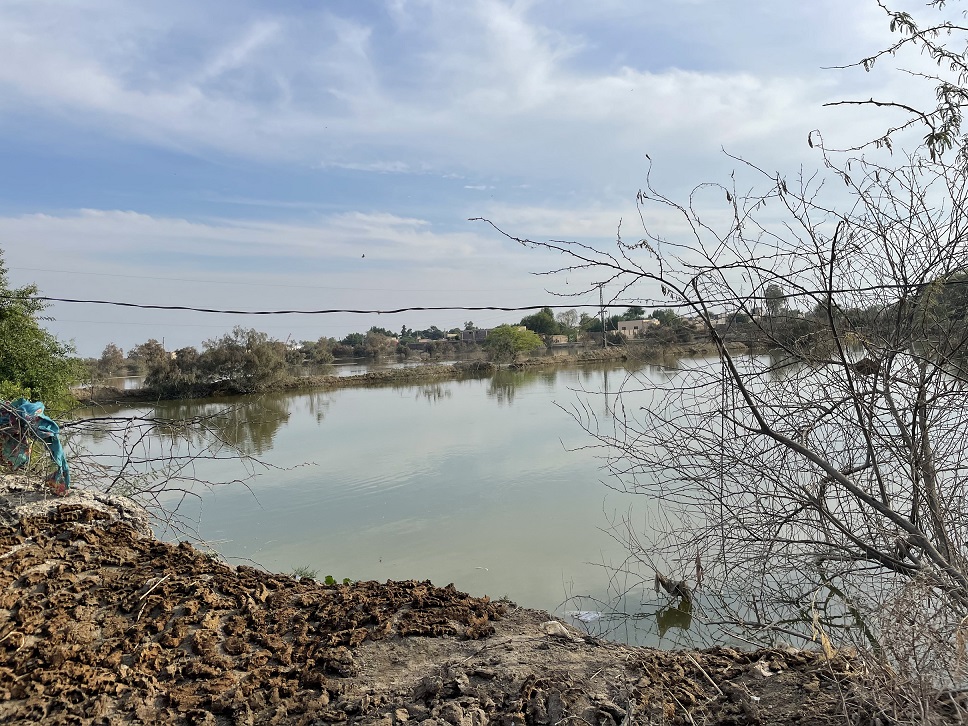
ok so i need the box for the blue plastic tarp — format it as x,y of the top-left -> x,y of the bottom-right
0,398 -> 70,494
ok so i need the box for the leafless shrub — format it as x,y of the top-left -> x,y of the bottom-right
845,577 -> 968,724
481,147 -> 968,713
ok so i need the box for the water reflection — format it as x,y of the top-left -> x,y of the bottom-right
562,590 -> 710,649
764,351 -> 805,381
72,359 -> 731,648
305,392 -> 332,424
151,396 -> 293,456
656,598 -> 693,639
486,369 -> 531,405
415,383 -> 451,403
538,369 -> 558,387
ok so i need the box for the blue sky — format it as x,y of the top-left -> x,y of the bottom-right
0,0 -> 929,355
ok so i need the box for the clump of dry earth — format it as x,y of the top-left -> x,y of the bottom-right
0,477 -> 862,725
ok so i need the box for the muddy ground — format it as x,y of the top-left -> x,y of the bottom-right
0,478 -> 866,725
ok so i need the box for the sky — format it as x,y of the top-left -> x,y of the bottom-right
0,0 -> 938,356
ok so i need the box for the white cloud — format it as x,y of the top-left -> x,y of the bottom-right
317,161 -> 420,174
0,0 -> 952,355
0,0 -> 899,187
1,209 -> 486,264
195,20 -> 282,85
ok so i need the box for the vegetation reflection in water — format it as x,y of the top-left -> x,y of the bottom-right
75,360 -> 736,647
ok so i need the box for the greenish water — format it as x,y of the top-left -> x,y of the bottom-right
76,362 -> 699,645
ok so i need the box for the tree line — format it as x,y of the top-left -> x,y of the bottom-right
89,304 -> 706,391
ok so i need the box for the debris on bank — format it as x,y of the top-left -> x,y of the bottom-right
0,399 -> 71,494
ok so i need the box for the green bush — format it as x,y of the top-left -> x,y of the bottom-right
0,252 -> 81,412
483,325 -> 545,361
144,327 -> 289,397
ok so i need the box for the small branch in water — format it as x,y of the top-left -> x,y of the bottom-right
655,572 -> 692,602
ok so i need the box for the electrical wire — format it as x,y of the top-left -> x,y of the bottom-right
10,295 -> 653,315
8,275 -> 959,317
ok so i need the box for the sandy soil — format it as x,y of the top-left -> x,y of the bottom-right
0,478 -> 862,725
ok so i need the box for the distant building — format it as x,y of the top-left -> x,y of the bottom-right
461,329 -> 490,343
617,319 -> 659,338
548,335 -> 569,345
461,326 -> 528,343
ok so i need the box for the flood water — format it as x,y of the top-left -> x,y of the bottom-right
74,361 -> 703,646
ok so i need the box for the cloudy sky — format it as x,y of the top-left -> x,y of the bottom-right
0,0 -> 931,356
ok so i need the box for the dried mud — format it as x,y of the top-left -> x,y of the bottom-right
1,483 -> 861,725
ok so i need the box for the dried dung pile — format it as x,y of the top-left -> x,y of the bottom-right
0,483 -> 859,725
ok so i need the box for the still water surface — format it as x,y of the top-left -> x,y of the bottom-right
79,363 -> 693,644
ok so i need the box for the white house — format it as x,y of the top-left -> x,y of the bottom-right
617,318 -> 659,338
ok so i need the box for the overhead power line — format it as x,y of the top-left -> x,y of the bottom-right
9,277 -> 958,317
11,295 -> 646,315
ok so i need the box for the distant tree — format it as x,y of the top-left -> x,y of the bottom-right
912,271 -> 968,332
580,313 -> 603,332
555,309 -> 578,330
363,331 -> 395,357
368,326 -> 396,338
415,326 -> 445,340
0,252 -> 80,410
284,344 -> 303,367
210,328 -> 287,391
621,306 -> 646,320
483,325 -> 544,362
341,332 -> 365,347
97,343 -> 125,377
331,343 -> 356,358
650,309 -> 680,326
464,321 -> 475,330
300,337 -> 334,364
315,338 -> 335,364
520,307 -> 558,335
580,311 -> 634,334
764,284 -> 786,316
128,339 -> 168,371
173,346 -> 199,367
143,346 -> 201,397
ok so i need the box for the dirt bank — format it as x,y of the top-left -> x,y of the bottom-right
0,478 -> 860,725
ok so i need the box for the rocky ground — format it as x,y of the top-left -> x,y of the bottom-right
0,477 -> 864,725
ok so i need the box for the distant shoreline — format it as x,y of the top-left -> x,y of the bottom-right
74,340 -> 747,406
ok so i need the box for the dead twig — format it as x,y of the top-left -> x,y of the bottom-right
138,573 -> 170,601
687,653 -> 724,697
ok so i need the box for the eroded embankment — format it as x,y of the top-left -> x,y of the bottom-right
0,478 -> 858,725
